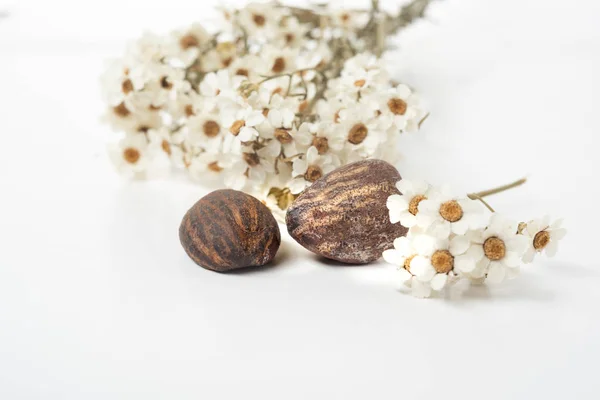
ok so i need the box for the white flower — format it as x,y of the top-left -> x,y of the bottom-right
267,94 -> 296,130
378,84 -> 424,132
187,151 -> 232,181
109,133 -> 150,177
277,16 -> 310,48
329,10 -> 369,31
187,105 -> 224,152
522,216 -> 566,263
410,234 -> 474,292
386,179 -> 432,227
228,54 -> 263,82
336,105 -> 386,157
221,104 -> 265,142
466,214 -> 530,284
200,69 -> 239,99
147,127 -> 184,166
295,122 -> 345,156
124,32 -> 166,64
259,45 -> 298,75
288,146 -> 337,194
166,24 -> 211,67
418,187 -> 485,239
382,235 -> 431,298
236,3 -> 283,39
224,151 -> 274,191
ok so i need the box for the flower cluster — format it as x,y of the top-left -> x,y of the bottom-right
384,180 -> 567,298
101,2 -> 428,216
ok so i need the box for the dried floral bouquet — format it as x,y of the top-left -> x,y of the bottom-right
101,0 -> 430,219
102,0 -> 567,299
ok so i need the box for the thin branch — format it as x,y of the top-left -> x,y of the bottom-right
469,178 -> 527,199
385,0 -> 437,37
468,193 -> 495,213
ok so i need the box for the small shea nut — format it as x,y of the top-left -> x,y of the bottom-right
179,189 -> 281,272
286,159 -> 408,264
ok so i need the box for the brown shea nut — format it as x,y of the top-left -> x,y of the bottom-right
179,189 -> 281,272
286,159 -> 408,264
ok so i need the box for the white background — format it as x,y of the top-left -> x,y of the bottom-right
1,0 -> 599,398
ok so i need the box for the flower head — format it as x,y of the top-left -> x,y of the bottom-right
387,179 -> 432,228
418,187 -> 485,239
522,216 -> 566,263
465,214 -> 530,283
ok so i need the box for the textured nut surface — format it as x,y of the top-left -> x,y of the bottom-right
179,189 -> 281,272
286,159 -> 408,264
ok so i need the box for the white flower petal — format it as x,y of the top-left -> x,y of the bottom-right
306,146 -> 318,164
399,212 -> 417,227
398,268 -> 413,283
389,209 -> 402,224
552,228 -> 567,240
383,249 -> 405,266
522,247 -> 536,264
411,256 -> 436,282
455,254 -> 476,272
466,244 -> 484,261
288,178 -> 307,194
292,159 -> 307,176
395,179 -> 413,194
411,280 -> 432,298
545,240 -> 559,257
412,234 -> 437,255
430,273 -> 448,291
246,110 -> 265,126
393,236 -> 411,253
451,219 -> 469,235
268,109 -> 282,127
449,235 -> 470,256
486,263 -> 506,284
503,251 -> 521,268
526,219 -> 541,236
387,194 -> 408,211
238,126 -> 258,142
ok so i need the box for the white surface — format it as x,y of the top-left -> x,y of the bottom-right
1,0 -> 599,399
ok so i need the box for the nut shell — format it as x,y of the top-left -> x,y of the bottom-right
179,189 -> 281,272
286,159 -> 408,264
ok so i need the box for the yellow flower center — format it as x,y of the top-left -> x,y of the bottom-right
387,98 -> 407,115
271,57 -> 286,73
312,137 -> 329,155
404,255 -> 415,273
161,140 -> 171,155
179,33 -> 199,49
483,237 -> 506,261
274,128 -> 293,144
408,195 -> 427,216
348,123 -> 368,144
203,120 -> 220,137
304,165 -> 323,182
431,250 -> 454,274
439,200 -> 463,222
229,120 -> 245,135
113,102 -> 130,118
252,13 -> 266,27
208,161 -> 222,172
533,230 -> 551,250
121,79 -> 133,94
123,147 -> 140,164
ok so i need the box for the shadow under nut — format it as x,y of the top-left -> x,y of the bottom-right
179,189 -> 281,272
286,159 -> 408,264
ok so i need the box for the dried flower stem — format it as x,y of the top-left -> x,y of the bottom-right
468,178 -> 527,212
